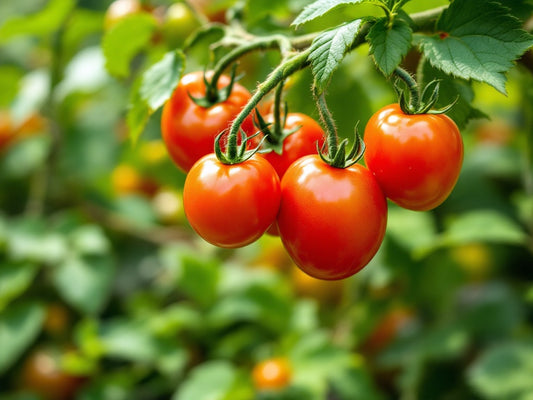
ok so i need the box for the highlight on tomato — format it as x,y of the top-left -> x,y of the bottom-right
161,71 -> 255,172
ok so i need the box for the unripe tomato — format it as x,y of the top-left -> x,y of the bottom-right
183,154 -> 280,248
278,155 -> 387,280
162,3 -> 201,47
161,71 -> 255,172
19,348 -> 85,400
364,104 -> 463,211
104,0 -> 144,31
252,357 -> 291,391
111,163 -> 158,197
261,112 -> 325,178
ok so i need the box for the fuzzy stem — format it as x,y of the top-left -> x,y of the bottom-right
314,88 -> 338,159
394,66 -> 420,111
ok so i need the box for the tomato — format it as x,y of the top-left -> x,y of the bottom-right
362,307 -> 416,355
252,357 -> 291,391
189,0 -> 226,23
19,348 -> 85,400
43,303 -> 70,337
111,163 -> 158,197
261,113 -> 325,178
162,3 -> 201,46
161,71 -> 255,172
277,155 -> 387,280
183,154 -> 280,248
290,263 -> 344,304
364,104 -> 463,211
104,0 -> 144,31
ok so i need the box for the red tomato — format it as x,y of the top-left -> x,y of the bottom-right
364,104 -> 463,211
161,71 -> 255,172
277,155 -> 387,280
261,113 -> 325,178
183,154 -> 280,248
252,357 -> 291,391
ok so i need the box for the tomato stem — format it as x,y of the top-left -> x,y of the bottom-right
314,87 -> 338,158
272,80 -> 285,140
394,67 -> 420,112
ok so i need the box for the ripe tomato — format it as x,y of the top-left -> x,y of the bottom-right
252,357 -> 291,391
364,104 -> 463,211
161,71 -> 255,172
362,307 -> 416,355
277,155 -> 387,280
19,348 -> 85,400
261,113 -> 325,178
183,154 -> 280,248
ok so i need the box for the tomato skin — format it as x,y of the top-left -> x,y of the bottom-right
183,154 -> 280,248
261,113 -> 325,178
277,155 -> 387,280
252,357 -> 291,391
161,71 -> 255,172
364,104 -> 463,211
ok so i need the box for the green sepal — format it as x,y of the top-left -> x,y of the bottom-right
253,106 -> 301,155
215,129 -> 265,165
395,76 -> 456,115
188,64 -> 239,108
317,124 -> 365,169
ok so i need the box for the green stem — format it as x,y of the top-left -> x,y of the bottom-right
272,80 -> 285,140
314,87 -> 338,158
207,36 -> 291,101
227,50 -> 310,139
394,66 -> 420,110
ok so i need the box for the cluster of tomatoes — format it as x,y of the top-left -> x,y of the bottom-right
161,71 -> 463,280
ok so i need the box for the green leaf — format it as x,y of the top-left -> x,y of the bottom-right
368,17 -> 412,76
467,341 -> 533,399
0,262 -> 38,312
140,51 -> 186,112
292,0 -> 373,27
416,0 -> 533,94
174,360 -> 237,400
99,319 -> 171,363
128,50 -> 185,142
53,255 -> 115,315
308,19 -> 365,91
419,59 -> 488,129
0,66 -> 24,107
102,14 -> 157,78
441,210 -> 528,247
176,252 -> 220,308
69,225 -> 110,256
0,302 -> 45,374
0,0 -> 75,43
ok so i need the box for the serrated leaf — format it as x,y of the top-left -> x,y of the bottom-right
0,0 -> 75,43
309,19 -> 365,90
0,302 -> 45,374
140,51 -> 185,111
102,14 -> 157,78
368,17 -> 412,76
419,58 -> 488,129
53,255 -> 115,314
292,0 -> 373,27
417,0 -> 533,94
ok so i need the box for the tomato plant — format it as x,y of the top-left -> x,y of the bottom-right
277,155 -> 387,280
162,3 -> 201,47
183,153 -> 280,248
364,103 -> 464,211
260,112 -> 325,178
161,71 -> 255,172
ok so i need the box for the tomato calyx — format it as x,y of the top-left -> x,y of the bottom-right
393,66 -> 456,115
188,64 -> 240,107
214,129 -> 264,164
254,107 -> 301,155
314,87 -> 365,169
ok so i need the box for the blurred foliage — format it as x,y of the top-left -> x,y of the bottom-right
0,0 -> 533,400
